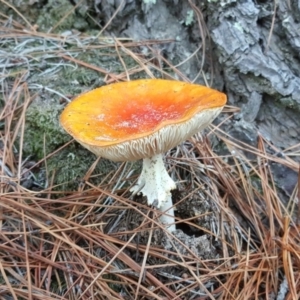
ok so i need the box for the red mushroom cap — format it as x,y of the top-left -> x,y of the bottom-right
60,79 -> 226,161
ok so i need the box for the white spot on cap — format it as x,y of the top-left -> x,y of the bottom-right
97,114 -> 105,121
95,135 -> 116,141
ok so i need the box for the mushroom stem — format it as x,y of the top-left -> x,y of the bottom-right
130,154 -> 176,230
159,195 -> 176,232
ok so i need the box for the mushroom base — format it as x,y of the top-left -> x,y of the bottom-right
130,154 -> 176,230
159,195 -> 176,232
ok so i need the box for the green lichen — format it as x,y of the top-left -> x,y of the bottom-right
143,0 -> 157,4
184,10 -> 194,26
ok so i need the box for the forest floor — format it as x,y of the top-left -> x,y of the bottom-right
0,2 -> 300,299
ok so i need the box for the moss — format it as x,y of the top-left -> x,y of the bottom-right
22,99 -> 69,160
46,145 -> 117,191
22,98 -> 118,190
57,51 -> 106,88
21,96 -> 116,188
36,0 -> 89,32
0,0 -> 89,32
279,96 -> 300,111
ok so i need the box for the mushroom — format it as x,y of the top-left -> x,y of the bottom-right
60,79 -> 227,231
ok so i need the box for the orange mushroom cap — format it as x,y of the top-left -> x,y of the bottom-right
60,79 -> 227,161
